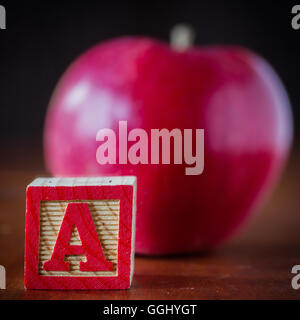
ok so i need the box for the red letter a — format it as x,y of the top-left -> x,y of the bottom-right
43,202 -> 113,272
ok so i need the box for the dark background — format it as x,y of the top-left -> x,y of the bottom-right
0,0 -> 299,143
1,1 -> 300,300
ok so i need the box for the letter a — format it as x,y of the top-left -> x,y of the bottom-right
43,203 -> 113,272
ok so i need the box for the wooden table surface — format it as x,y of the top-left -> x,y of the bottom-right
0,140 -> 300,300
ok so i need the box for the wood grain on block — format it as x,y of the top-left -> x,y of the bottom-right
39,200 -> 119,277
24,176 -> 137,290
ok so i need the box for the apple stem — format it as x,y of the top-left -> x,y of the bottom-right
170,24 -> 195,51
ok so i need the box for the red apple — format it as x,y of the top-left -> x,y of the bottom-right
44,35 -> 293,254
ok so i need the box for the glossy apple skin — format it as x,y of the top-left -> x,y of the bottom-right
44,37 -> 293,254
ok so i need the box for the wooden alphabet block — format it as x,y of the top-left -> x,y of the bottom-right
24,176 -> 137,290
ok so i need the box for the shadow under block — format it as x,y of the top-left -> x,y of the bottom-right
24,176 -> 137,290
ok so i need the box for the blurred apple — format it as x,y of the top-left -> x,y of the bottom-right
44,29 -> 293,254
